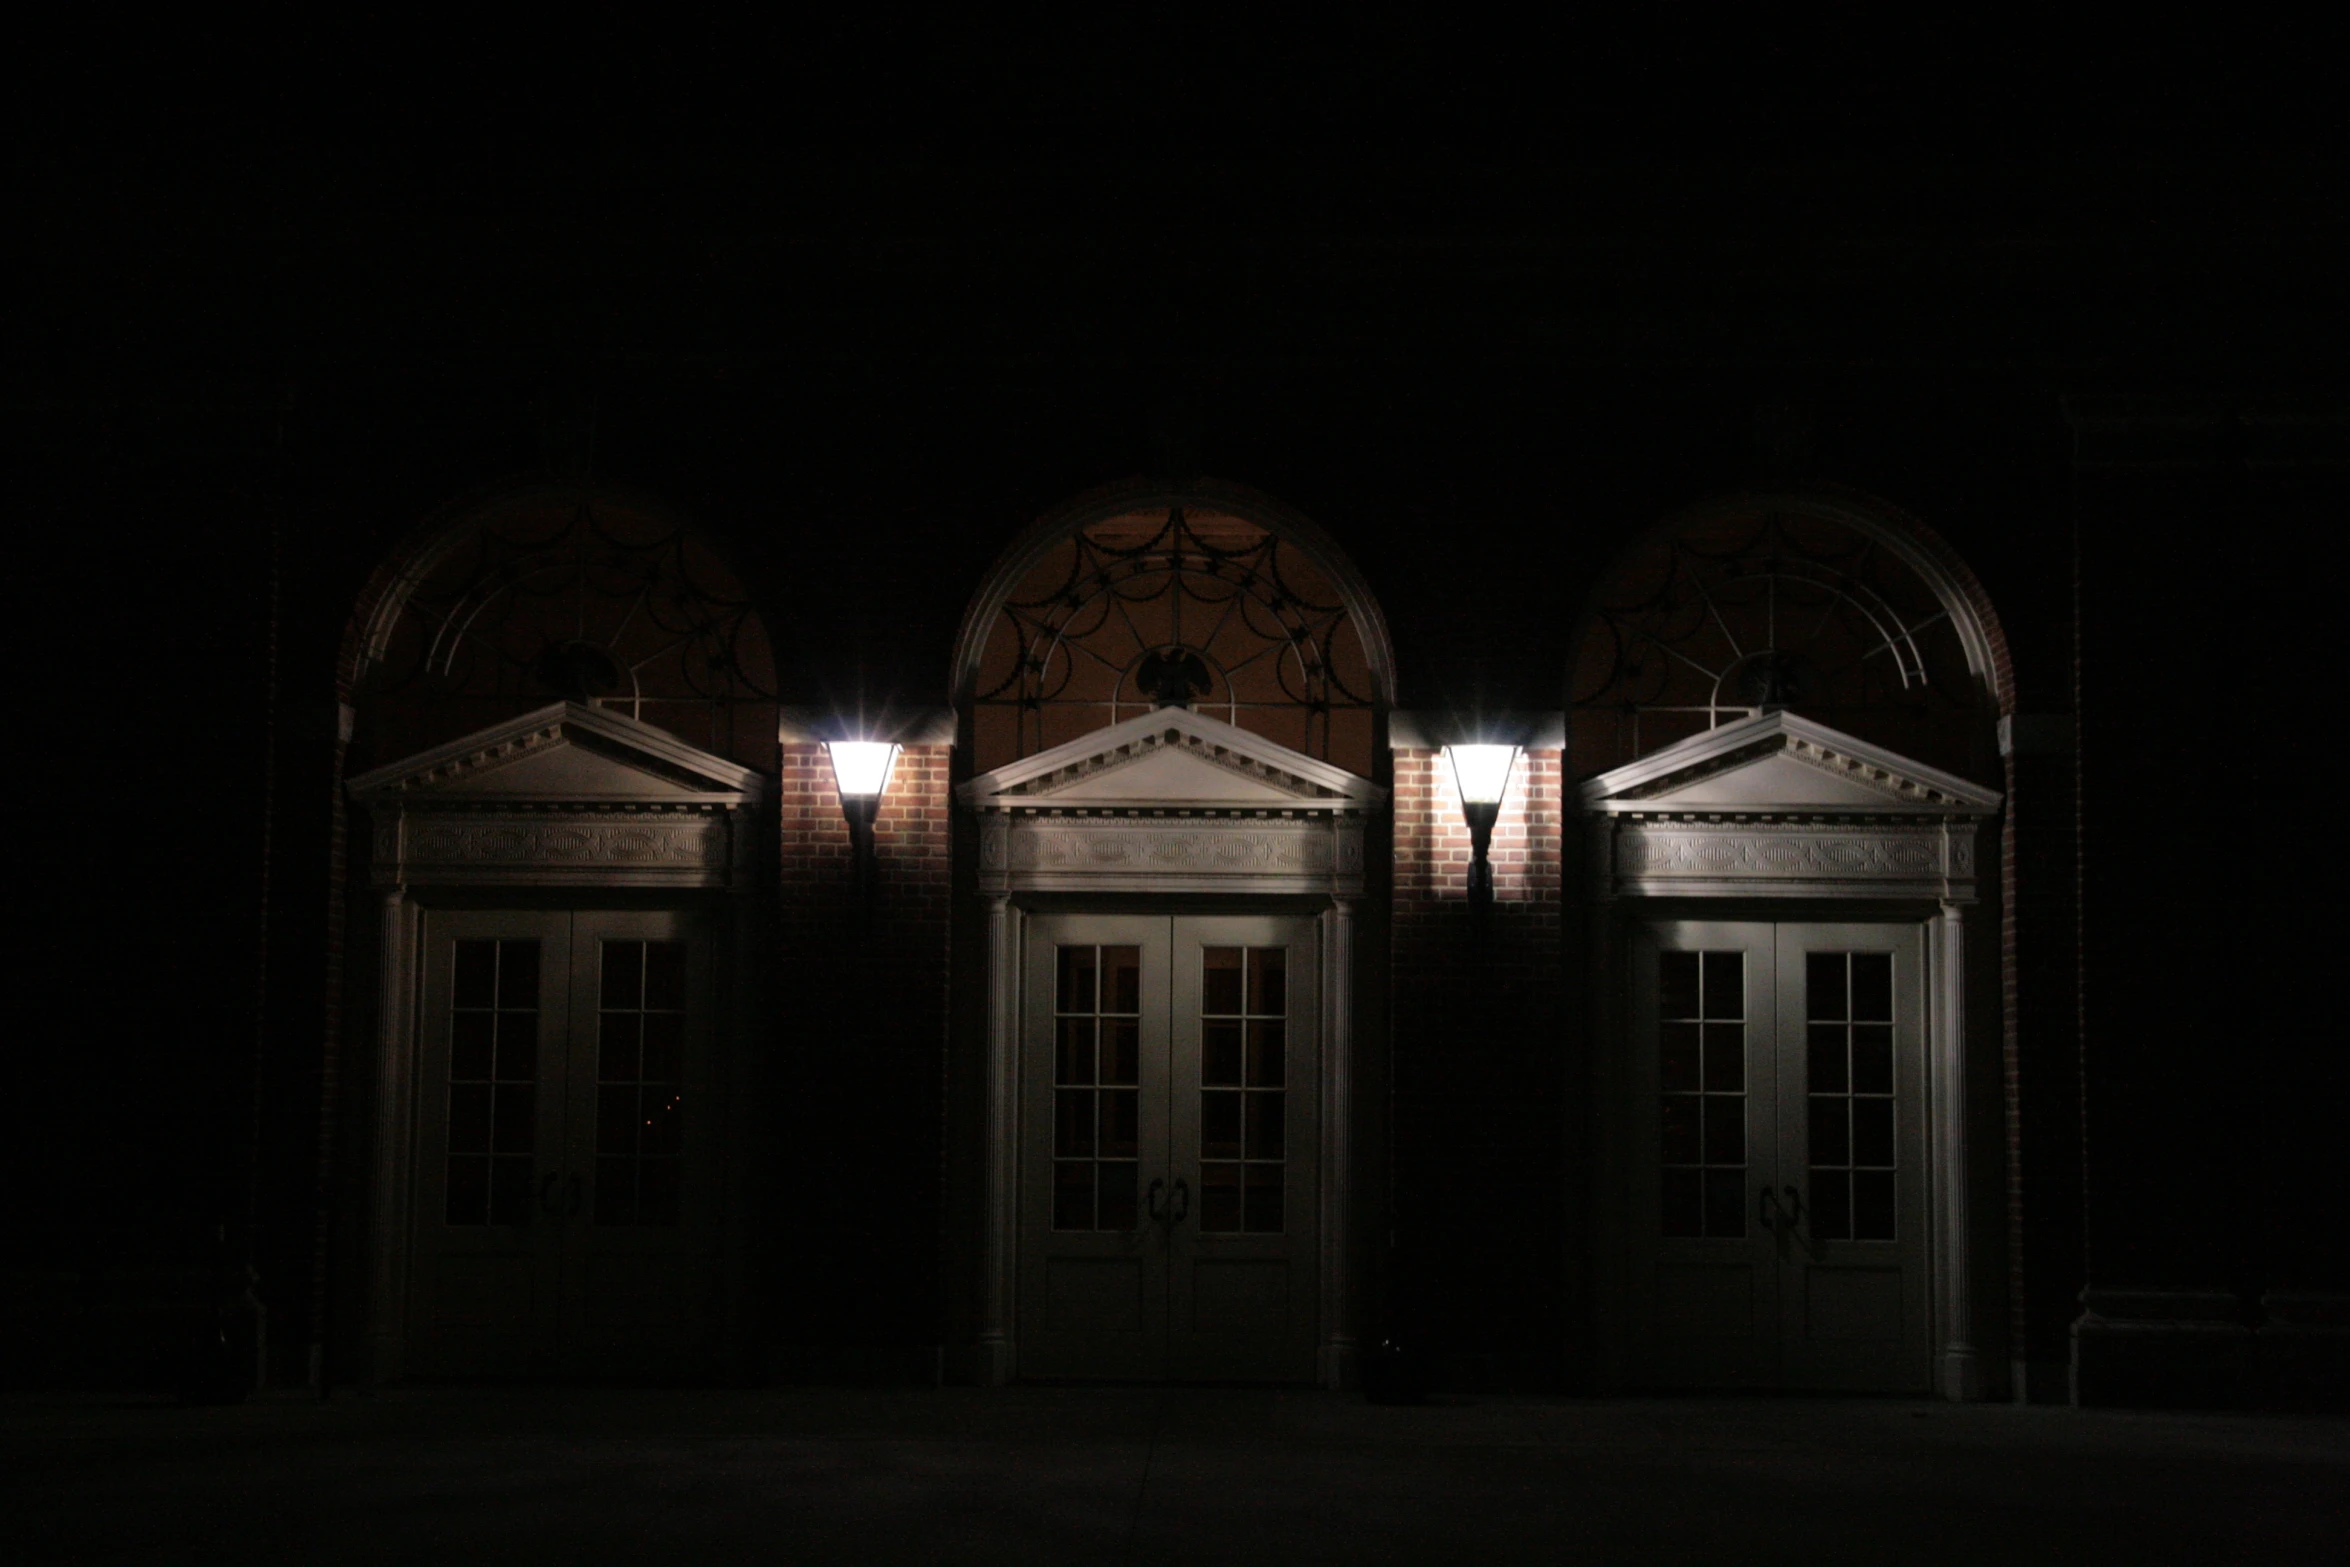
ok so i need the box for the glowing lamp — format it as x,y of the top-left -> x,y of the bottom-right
1444,744 -> 1519,907
826,741 -> 901,897
826,741 -> 901,802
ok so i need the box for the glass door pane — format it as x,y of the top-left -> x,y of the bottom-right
1803,950 -> 1899,1242
1051,944 -> 1144,1232
593,939 -> 690,1227
445,937 -> 541,1227
1657,949 -> 1749,1240
1198,945 -> 1286,1235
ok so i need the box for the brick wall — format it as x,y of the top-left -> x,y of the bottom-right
1387,748 -> 1568,1387
2003,745 -> 2083,1396
770,743 -> 955,1361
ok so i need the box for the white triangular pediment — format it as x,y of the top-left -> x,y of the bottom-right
349,702 -> 766,804
960,708 -> 1384,811
1046,743 -> 1306,805
1578,710 -> 2000,815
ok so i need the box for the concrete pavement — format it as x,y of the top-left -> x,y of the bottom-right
5,1386 -> 2344,1564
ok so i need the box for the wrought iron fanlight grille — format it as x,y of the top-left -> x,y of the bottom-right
1570,510 -> 1984,780
361,495 -> 777,768
972,507 -> 1378,774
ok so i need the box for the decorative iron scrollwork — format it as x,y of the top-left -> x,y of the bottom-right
361,494 -> 777,766
974,506 -> 1376,770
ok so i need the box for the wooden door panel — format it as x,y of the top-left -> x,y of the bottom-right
407,908 -> 722,1380
1774,922 -> 1932,1391
1017,912 -> 1320,1383
557,911 -> 719,1372
1622,922 -> 1780,1389
1616,918 -> 1934,1394
1017,915 -> 1171,1380
408,910 -> 571,1378
1166,916 -> 1319,1383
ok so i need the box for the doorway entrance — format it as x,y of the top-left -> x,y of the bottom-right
404,907 -> 720,1379
1578,708 -> 2001,1398
1019,912 -> 1321,1381
1619,918 -> 1931,1390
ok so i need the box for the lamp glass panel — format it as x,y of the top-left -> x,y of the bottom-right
1445,744 -> 1519,805
827,741 -> 901,798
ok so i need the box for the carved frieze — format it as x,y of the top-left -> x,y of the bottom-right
1597,817 -> 1983,900
369,808 -> 738,886
977,811 -> 1367,895
1012,824 -> 1333,873
410,816 -> 721,867
1617,826 -> 1944,878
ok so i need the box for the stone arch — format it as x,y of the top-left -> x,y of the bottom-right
952,477 -> 1397,778
1567,484 -> 2014,785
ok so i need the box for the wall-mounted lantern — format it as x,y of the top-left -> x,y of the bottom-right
1444,743 -> 1520,909
827,740 -> 901,895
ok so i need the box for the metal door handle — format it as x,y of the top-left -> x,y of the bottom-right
1169,1177 -> 1189,1225
1146,1177 -> 1167,1221
540,1171 -> 564,1217
1780,1185 -> 1805,1232
565,1173 -> 584,1217
1760,1185 -> 1782,1229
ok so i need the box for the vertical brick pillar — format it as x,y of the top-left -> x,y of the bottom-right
2002,735 -> 2082,1400
770,743 -> 954,1378
1388,747 -> 1566,1390
308,704 -> 355,1385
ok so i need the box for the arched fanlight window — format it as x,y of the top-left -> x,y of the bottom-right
354,487 -> 777,771
965,494 -> 1387,777
1570,499 -> 1995,782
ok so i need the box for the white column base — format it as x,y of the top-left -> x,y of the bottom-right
1938,1344 -> 1982,1401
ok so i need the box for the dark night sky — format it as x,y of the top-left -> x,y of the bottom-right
11,13 -> 2336,210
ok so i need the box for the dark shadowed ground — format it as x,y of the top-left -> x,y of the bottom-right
5,1387 -> 2343,1564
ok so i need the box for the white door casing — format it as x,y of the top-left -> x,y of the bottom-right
960,708 -> 1385,1387
1581,710 -> 2001,1400
350,702 -> 767,1383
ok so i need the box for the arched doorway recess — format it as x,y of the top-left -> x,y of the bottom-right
1570,488 -> 2013,1400
328,482 -> 777,1383
953,480 -> 1394,1387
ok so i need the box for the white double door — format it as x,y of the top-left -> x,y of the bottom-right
407,908 -> 719,1378
1019,913 -> 1321,1382
1619,919 -> 1932,1391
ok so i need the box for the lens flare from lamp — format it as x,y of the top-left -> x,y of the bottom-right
827,741 -> 901,800
1446,744 -> 1519,806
